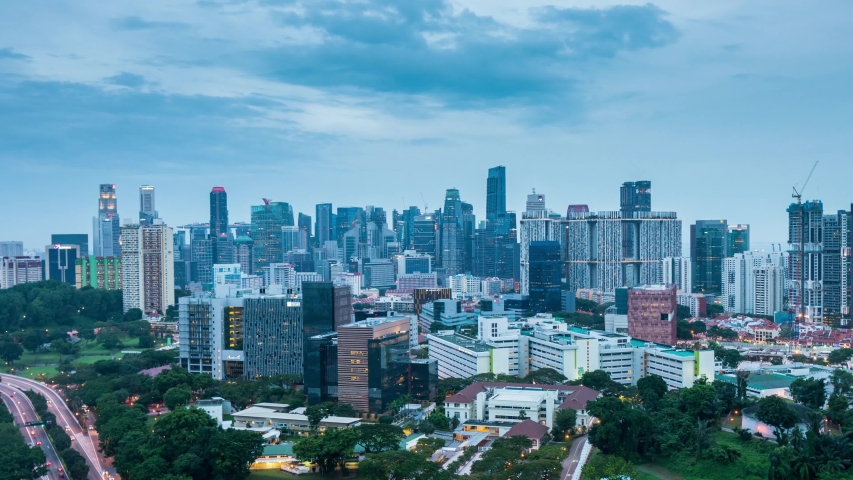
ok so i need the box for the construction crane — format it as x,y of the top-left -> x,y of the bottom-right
790,161 -> 819,347
420,192 -> 428,212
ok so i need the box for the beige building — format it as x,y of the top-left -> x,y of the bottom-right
121,222 -> 174,315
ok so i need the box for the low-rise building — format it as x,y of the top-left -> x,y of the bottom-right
232,403 -> 361,434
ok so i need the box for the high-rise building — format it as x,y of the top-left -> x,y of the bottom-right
46,244 -> 80,285
235,236 -> 254,275
93,184 -> 121,257
336,207 -> 363,245
0,241 -> 24,258
178,287 -> 246,380
399,206 -> 421,249
486,166 -> 507,220
397,250 -> 432,275
298,212 -> 312,244
528,241 -> 562,312
337,317 -> 410,413
210,187 -> 229,239
302,281 -> 352,346
51,235 -> 88,257
282,226 -> 304,253
315,203 -> 334,247
661,257 -> 692,293
1,256 -> 42,289
565,210 -> 681,293
192,237 -> 214,284
722,252 -> 786,316
413,287 -> 452,316
76,256 -> 122,290
139,185 -> 157,226
413,214 -> 439,266
305,332 -> 339,405
620,181 -> 652,213
251,200 -> 294,273
727,224 -> 750,256
121,223 -> 175,315
628,284 -> 677,346
691,220 -> 728,295
441,189 -> 467,276
520,191 -> 562,295
243,294 -> 304,378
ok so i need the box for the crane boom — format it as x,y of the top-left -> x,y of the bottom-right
792,161 -> 819,200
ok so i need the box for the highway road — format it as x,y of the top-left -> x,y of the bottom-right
560,435 -> 588,480
1,375 -> 111,480
0,383 -> 64,480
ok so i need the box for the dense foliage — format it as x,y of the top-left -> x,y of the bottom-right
0,402 -> 47,480
23,390 -> 89,480
0,281 -> 123,331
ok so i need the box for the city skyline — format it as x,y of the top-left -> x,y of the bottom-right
2,1 -> 852,251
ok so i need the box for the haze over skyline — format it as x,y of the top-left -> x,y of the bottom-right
2,0 -> 852,250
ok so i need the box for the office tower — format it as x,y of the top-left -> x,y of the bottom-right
691,220 -> 728,295
620,181 -> 652,262
139,185 -> 157,226
413,214 -> 439,265
397,206 -> 421,249
398,250 -> 432,275
302,281 -> 352,344
210,187 -> 229,238
93,184 -> 121,257
0,241 -> 24,258
235,236 -> 254,275
441,189 -> 466,276
305,332 -> 340,405
46,244 -> 79,285
337,317 -> 410,413
369,207 -> 387,230
565,210 -> 681,293
336,207 -> 363,244
520,191 -> 562,295
251,200 -> 294,273
315,203 -> 334,247
362,259 -> 395,288
722,252 -> 786,315
76,256 -> 122,290
528,241 -> 562,312
283,250 -> 314,273
121,223 -> 175,315
461,202 -> 476,273
1,256 -> 42,289
263,263 -> 296,287
628,284 -> 677,346
342,225 -> 361,263
51,235 -> 88,257
282,226 -> 304,253
486,166 -> 507,220
234,224 -> 252,237
661,257 -> 692,293
243,295 -> 304,378
727,224 -> 750,256
192,237 -> 214,284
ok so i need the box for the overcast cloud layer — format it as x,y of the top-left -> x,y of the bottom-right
1,0 -> 852,252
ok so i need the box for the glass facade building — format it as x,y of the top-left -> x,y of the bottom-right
727,224 -> 750,256
250,201 -> 294,273
243,296 -> 303,378
52,234 -> 88,257
691,220 -> 728,295
46,244 -> 79,285
528,241 -> 562,312
305,332 -> 339,405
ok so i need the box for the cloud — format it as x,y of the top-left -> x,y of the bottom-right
224,0 -> 679,106
0,47 -> 31,60
110,15 -> 189,31
105,72 -> 151,88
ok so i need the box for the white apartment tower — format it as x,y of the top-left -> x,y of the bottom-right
661,257 -> 692,293
121,222 -> 175,315
722,251 -> 786,315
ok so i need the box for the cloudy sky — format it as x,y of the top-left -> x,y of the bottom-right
2,0 -> 852,253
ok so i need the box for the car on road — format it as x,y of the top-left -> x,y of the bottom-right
36,441 -> 41,446
46,462 -> 51,467
59,473 -> 65,478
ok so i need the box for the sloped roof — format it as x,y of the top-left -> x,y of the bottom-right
506,419 -> 549,440
445,382 -> 600,411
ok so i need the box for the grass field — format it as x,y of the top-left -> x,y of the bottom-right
249,470 -> 360,480
636,470 -> 666,480
651,432 -> 774,480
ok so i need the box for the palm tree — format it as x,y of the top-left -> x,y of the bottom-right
768,448 -> 792,480
518,410 -> 527,420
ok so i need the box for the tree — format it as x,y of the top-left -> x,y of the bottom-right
580,370 -> 623,396
388,394 -> 412,415
680,382 -> 720,420
21,331 -> 45,353
518,409 -> 528,420
706,304 -> 725,317
828,348 -> 853,365
551,408 -> 577,440
471,436 -> 534,475
0,423 -> 47,480
0,341 -> 23,364
304,404 -> 330,431
581,454 -> 637,480
98,408 -> 147,456
756,395 -> 800,440
292,428 -> 359,475
333,403 -> 357,418
122,308 -> 143,322
360,450 -> 450,480
790,377 -> 827,410
357,423 -> 405,453
413,437 -> 445,457
137,334 -> 154,349
713,380 -> 737,412
208,429 -> 264,480
163,386 -> 192,411
720,349 -> 744,369
637,374 -> 668,409
418,420 -> 435,435
524,368 -> 567,385
831,368 -> 853,396
427,411 -> 451,430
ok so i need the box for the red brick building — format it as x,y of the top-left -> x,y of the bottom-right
628,284 -> 677,346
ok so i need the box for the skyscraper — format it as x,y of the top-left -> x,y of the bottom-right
722,251 -> 786,315
528,241 -> 562,312
139,185 -> 157,226
486,166 -> 507,220
315,203 -> 334,247
691,220 -> 728,295
251,200 -> 294,273
336,207 -> 363,245
51,234 -> 88,257
210,187 -> 229,238
441,188 -> 466,276
121,222 -> 175,315
520,191 -> 562,295
413,214 -> 439,265
46,244 -> 79,285
620,181 -> 652,213
243,295 -> 304,378
298,213 -> 312,246
302,281 -> 352,351
93,184 -> 121,257
661,257 -> 692,293
727,224 -> 750,256
0,241 -> 24,258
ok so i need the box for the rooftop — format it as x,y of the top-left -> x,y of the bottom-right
430,333 -> 491,352
715,372 -> 795,390
505,419 -> 549,440
446,382 -> 600,410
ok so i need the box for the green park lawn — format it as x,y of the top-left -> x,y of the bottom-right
649,432 -> 774,480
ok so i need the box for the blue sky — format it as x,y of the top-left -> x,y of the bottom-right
1,0 -> 852,253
